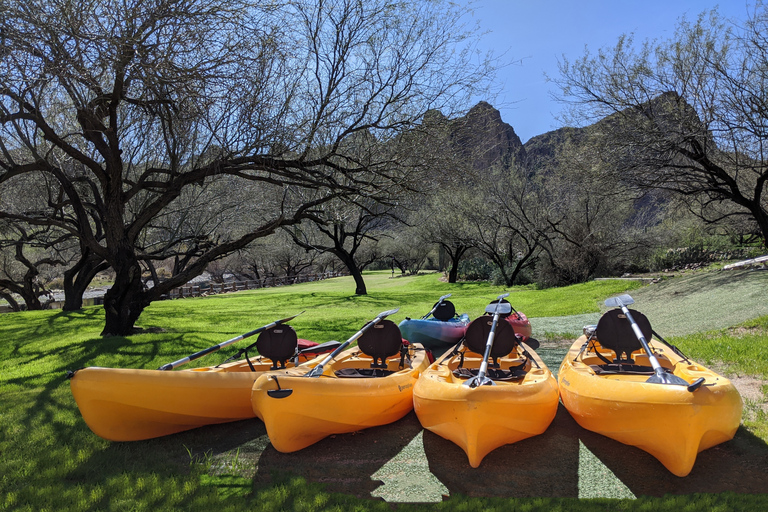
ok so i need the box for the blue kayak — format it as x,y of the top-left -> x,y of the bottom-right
398,314 -> 470,357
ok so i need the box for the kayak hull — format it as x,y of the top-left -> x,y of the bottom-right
505,312 -> 532,340
69,342 -> 328,441
398,315 -> 470,356
558,336 -> 743,477
251,344 -> 429,453
413,346 -> 559,468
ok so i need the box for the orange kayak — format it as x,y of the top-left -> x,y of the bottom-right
559,314 -> 742,476
69,331 -> 334,441
413,307 -> 559,468
251,341 -> 429,453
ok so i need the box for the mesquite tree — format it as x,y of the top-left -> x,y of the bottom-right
0,0 -> 493,334
553,6 -> 768,249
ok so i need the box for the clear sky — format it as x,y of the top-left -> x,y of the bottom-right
467,0 -> 756,142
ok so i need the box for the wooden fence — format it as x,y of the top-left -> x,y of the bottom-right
2,271 -> 348,313
161,271 -> 347,300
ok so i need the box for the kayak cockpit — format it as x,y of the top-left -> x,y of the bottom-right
333,318 -> 412,378
575,308 -> 679,377
439,309 -> 540,383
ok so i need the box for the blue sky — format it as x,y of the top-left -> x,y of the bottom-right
467,1 -> 755,142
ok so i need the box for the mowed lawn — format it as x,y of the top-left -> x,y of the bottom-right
1,270 -> 767,511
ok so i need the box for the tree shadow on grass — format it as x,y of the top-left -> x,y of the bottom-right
577,423 -> 768,497
421,404 -> 581,498
252,411 -> 425,500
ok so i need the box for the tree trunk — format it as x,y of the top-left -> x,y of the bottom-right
447,265 -> 459,283
754,207 -> 768,251
507,244 -> 538,286
350,265 -> 367,295
331,251 -> 367,295
63,251 -> 107,311
444,244 -> 468,283
101,257 -> 148,336
0,292 -> 20,312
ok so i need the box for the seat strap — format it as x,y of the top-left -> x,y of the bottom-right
399,343 -> 409,370
589,340 -> 614,365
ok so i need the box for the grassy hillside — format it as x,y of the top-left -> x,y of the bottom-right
1,270 -> 767,511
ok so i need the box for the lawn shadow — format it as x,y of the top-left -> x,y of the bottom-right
577,422 -> 768,496
253,411 -> 424,500
421,404 -> 580,498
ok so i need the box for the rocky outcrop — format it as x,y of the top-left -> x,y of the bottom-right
446,101 -> 527,172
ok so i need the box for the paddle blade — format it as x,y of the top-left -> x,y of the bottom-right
646,368 -> 690,386
299,340 -> 342,355
484,302 -> 512,315
378,308 -> 400,319
604,294 -> 635,308
522,337 -> 540,350
463,375 -> 496,388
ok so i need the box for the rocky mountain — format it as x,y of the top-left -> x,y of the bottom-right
444,101 -> 527,172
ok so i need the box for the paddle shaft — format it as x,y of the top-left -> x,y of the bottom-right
158,312 -> 303,371
305,308 -> 399,377
618,305 -> 665,374
474,310 -> 501,382
466,293 -> 509,388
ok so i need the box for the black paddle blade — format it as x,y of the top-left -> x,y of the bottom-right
463,375 -> 495,388
522,337 -> 540,350
267,389 -> 293,399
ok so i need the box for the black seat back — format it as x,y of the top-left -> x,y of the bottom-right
357,319 -> 403,369
432,300 -> 456,321
596,308 -> 652,362
256,325 -> 298,369
464,315 -> 516,366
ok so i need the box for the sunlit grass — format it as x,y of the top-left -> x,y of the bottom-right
671,316 -> 768,378
1,271 -> 767,510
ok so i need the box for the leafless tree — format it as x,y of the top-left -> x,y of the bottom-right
286,196 -> 393,295
553,5 -> 768,249
0,224 -> 65,310
412,189 -> 476,283
0,0 -> 494,334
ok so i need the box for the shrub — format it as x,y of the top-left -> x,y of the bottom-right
457,257 -> 495,281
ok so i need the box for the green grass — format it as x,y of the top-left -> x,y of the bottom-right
672,316 -> 768,378
1,270 -> 767,511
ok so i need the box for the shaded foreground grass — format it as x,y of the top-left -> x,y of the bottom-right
1,270 -> 767,511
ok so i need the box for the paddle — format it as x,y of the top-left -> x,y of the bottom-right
304,308 -> 400,378
464,293 -> 511,388
157,312 -> 304,371
422,293 -> 452,320
266,308 -> 400,399
604,295 -> 703,391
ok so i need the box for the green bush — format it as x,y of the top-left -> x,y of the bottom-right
649,245 -> 753,271
456,257 -> 495,281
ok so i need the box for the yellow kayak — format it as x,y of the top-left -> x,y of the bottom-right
413,297 -> 559,468
69,322 -> 335,441
251,314 -> 429,453
71,358 -> 284,441
558,295 -> 742,477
